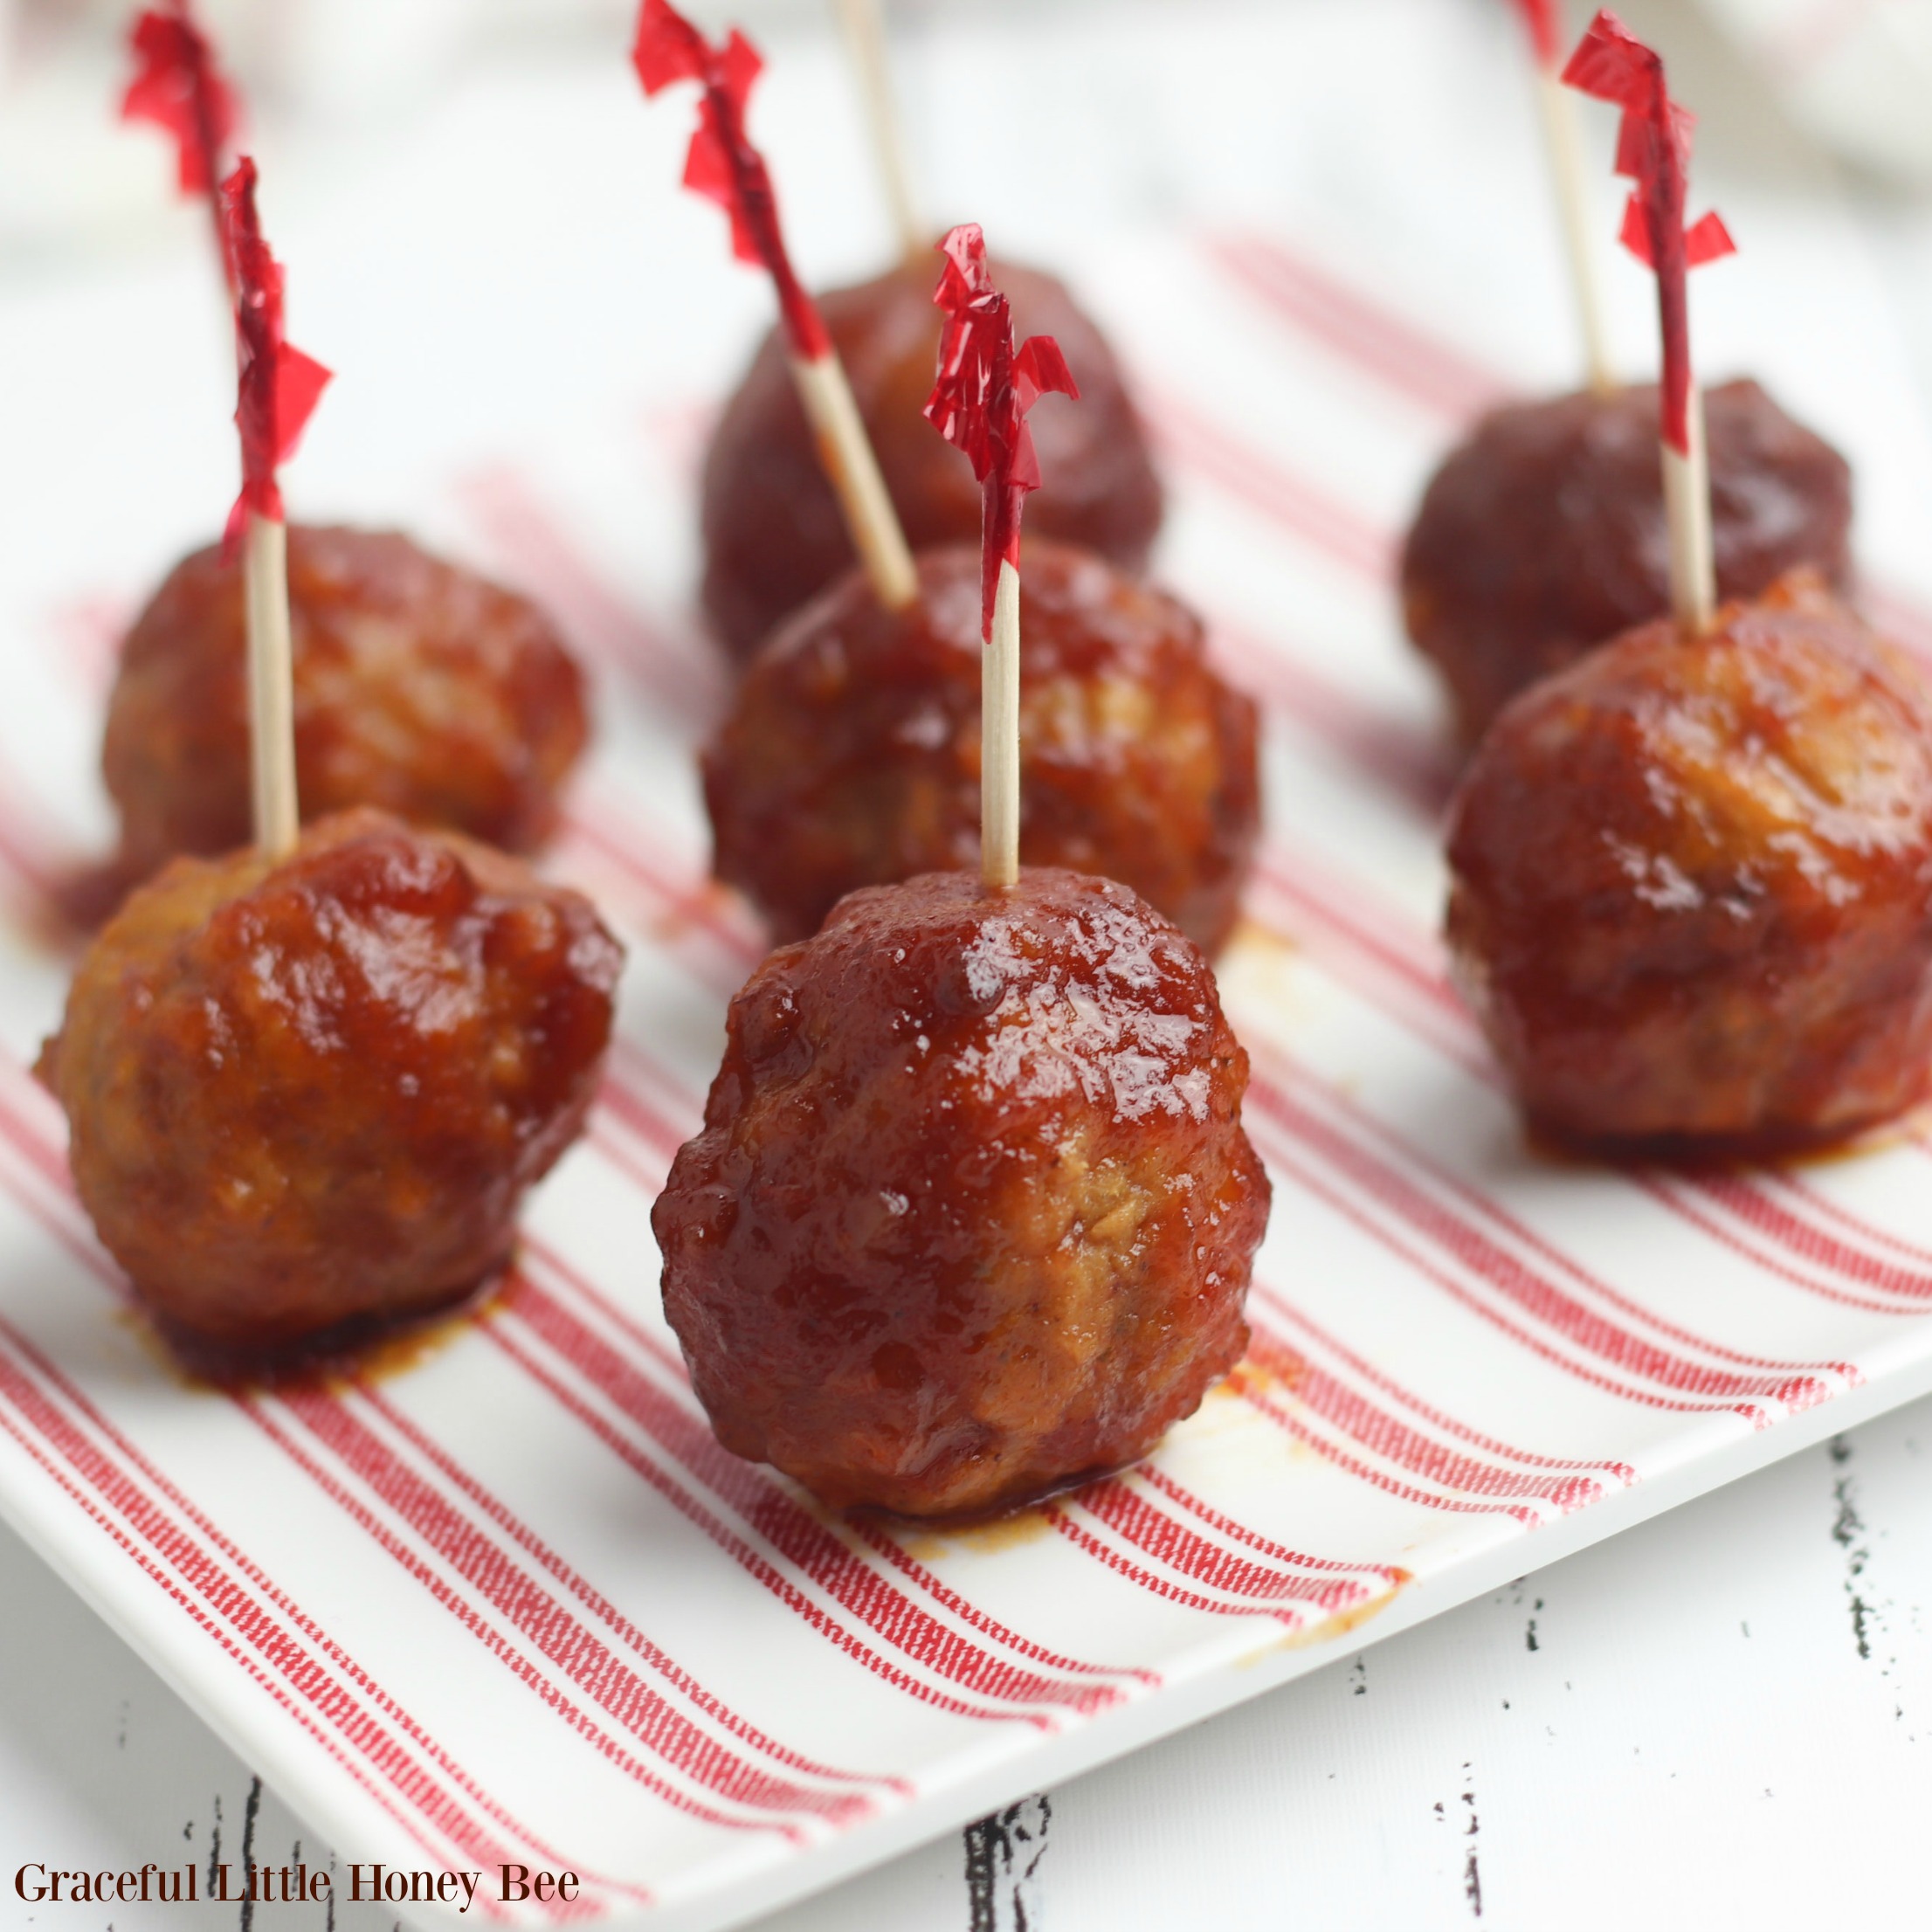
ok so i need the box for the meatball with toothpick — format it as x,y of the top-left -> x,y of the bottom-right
705,540 -> 1259,954
1446,574 -> 1932,1154
656,226 -> 1267,1516
653,868 -> 1268,1515
43,809 -> 622,1370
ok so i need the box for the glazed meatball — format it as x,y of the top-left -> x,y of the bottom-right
1446,575 -> 1932,1154
705,542 -> 1259,954
41,808 -> 621,1365
1403,379 -> 1852,743
700,258 -> 1163,659
104,526 -> 589,880
652,867 -> 1271,1516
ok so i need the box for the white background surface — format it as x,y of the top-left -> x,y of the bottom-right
6,1 -> 1932,1926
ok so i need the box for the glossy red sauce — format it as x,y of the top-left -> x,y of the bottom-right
42,809 -> 621,1364
103,526 -> 588,887
700,259 -> 1163,658
1446,576 -> 1932,1153
705,542 -> 1259,954
1403,379 -> 1852,743
653,867 -> 1270,1516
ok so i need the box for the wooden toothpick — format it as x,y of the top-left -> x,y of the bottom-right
1535,70 -> 1616,396
1661,385 -> 1716,632
983,562 -> 1022,887
1512,2 -> 1614,395
635,0 -> 918,615
245,514 -> 300,858
921,225 -> 1080,890
790,350 -> 918,609
832,0 -> 925,264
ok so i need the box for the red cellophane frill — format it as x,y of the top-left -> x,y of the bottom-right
1563,9 -> 1735,453
218,158 -> 332,552
922,224 -> 1080,640
631,0 -> 831,361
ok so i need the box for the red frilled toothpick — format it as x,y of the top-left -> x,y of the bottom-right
219,158 -> 332,860
633,0 -> 917,613
121,1 -> 238,275
223,162 -> 331,553
923,225 -> 1079,891
1508,0 -> 1613,393
1563,10 -> 1735,630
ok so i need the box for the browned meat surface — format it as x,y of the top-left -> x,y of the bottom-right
705,542 -> 1259,953
653,867 -> 1270,1516
1404,380 -> 1852,743
104,526 -> 588,880
1446,576 -> 1932,1154
700,258 -> 1163,658
42,809 -> 621,1363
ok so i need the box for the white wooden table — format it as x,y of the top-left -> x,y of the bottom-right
5,2 -> 1932,1925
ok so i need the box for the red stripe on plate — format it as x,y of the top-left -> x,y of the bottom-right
1208,613 -> 1453,817
1646,1159 -> 1932,1314
844,1520 -> 1163,1692
597,1075 -> 691,1166
1251,1128 -> 1749,1428
281,1383 -> 882,1825
0,1296 -> 606,1912
1685,1172 -> 1932,1303
1073,1479 -> 1379,1614
0,1353 -> 538,1919
1251,1286 -> 1637,1481
359,1383 -> 906,1793
0,1066 -> 876,1849
1145,386 -> 1397,581
1221,1381 -> 1542,1527
1246,1073 -> 1828,1417
238,1393 -> 818,1840
1244,1327 -> 1613,1508
562,804 -> 757,992
1632,1176 -> 1919,1319
1770,1168 -> 1932,1269
478,1298 -> 1057,1729
506,1252 -> 1129,1720
1245,849 -> 1487,1073
1294,1065 -> 1859,1384
588,1112 -> 674,1199
1204,233 -> 1508,423
1134,1466 -> 1404,1584
453,467 -> 721,725
1041,1505 -> 1348,1621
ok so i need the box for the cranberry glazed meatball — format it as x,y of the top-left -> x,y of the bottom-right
1446,576 -> 1932,1154
104,527 -> 589,881
1403,380 -> 1852,744
700,259 -> 1163,658
652,868 -> 1270,1516
705,542 -> 1260,954
41,808 -> 622,1363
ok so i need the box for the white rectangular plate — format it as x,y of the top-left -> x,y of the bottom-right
3,18 -> 1932,1929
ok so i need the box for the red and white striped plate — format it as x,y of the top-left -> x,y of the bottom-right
4,189 -> 1932,1930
